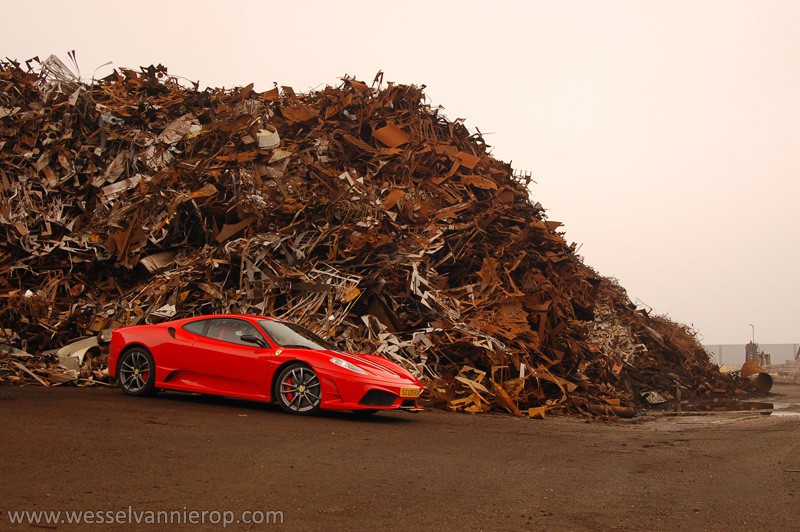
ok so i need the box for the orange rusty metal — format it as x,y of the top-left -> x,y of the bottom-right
0,56 -> 740,415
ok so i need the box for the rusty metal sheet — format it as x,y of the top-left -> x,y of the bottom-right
373,123 -> 410,148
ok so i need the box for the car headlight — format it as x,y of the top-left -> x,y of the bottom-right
330,357 -> 367,375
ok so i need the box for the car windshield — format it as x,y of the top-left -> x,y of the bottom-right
258,320 -> 337,350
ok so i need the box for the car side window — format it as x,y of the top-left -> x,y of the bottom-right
206,318 -> 264,346
183,319 -> 209,336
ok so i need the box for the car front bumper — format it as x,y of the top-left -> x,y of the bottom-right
316,371 -> 423,411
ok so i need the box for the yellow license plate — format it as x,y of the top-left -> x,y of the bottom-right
400,387 -> 420,398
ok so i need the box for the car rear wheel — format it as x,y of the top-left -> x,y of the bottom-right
275,363 -> 321,415
117,347 -> 157,397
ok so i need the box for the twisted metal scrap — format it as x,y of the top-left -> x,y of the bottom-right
0,58 -> 735,415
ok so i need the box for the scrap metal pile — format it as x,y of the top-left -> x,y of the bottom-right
0,56 -> 736,415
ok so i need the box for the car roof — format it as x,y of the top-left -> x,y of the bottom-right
117,314 -> 288,332
182,314 -> 281,322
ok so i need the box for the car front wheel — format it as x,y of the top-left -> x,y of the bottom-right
117,347 -> 157,397
275,363 -> 321,415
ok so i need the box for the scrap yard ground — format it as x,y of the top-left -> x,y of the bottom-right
1,385 -> 798,530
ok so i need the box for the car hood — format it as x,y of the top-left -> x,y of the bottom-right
286,347 -> 418,382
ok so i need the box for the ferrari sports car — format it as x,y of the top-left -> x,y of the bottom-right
107,314 -> 423,415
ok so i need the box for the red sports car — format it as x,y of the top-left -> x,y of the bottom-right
108,314 -> 423,415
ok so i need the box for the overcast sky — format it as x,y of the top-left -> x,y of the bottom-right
3,1 -> 798,356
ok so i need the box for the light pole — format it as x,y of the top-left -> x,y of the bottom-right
748,323 -> 755,344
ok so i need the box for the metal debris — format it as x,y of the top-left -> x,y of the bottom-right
0,57 -> 741,416
740,360 -> 773,393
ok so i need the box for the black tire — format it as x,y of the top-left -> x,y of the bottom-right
117,347 -> 157,397
274,363 -> 321,415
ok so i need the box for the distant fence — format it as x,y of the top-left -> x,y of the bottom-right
703,343 -> 800,367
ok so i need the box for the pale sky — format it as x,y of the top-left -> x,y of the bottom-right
3,1 -> 798,355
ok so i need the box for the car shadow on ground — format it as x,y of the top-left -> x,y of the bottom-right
152,390 -> 417,423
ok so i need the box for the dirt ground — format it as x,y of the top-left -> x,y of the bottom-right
1,384 -> 799,531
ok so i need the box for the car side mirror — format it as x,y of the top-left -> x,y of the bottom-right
241,334 -> 267,348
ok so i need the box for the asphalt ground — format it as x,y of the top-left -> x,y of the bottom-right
1,384 -> 798,530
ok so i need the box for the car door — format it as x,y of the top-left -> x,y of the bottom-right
155,319 -> 209,384
189,317 -> 273,397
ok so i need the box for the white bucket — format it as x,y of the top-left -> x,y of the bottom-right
258,125 -> 280,149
